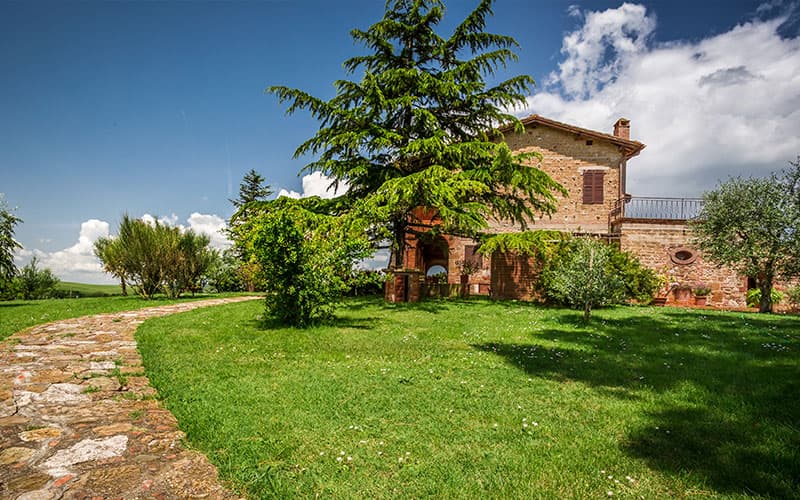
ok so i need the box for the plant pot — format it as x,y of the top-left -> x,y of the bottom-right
693,295 -> 708,306
652,297 -> 667,306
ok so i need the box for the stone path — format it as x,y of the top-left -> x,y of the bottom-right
0,296 -> 261,499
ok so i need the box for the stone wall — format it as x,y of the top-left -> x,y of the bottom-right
619,222 -> 748,307
490,252 -> 541,301
491,125 -> 624,234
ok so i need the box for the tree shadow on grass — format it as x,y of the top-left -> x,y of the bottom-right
473,310 -> 800,497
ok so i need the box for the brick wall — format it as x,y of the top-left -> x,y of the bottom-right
490,251 -> 541,301
489,125 -> 624,234
619,222 -> 748,307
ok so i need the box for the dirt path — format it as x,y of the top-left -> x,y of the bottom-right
0,296 -> 261,499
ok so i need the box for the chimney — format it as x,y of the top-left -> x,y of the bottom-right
613,118 -> 630,140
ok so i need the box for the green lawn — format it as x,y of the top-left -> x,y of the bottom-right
0,293 -> 242,341
55,280 -> 123,297
136,298 -> 800,498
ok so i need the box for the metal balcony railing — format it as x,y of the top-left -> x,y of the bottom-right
609,196 -> 704,225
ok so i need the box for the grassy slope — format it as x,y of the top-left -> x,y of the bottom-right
56,281 -> 123,297
0,294 -> 240,341
136,299 -> 800,499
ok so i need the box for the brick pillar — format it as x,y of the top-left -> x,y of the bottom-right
384,271 -> 423,303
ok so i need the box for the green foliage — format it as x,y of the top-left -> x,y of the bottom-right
746,288 -> 784,308
606,246 -> 660,303
205,250 -> 246,293
228,169 -> 273,211
534,238 -> 657,308
14,257 -> 60,300
787,285 -> 800,310
543,238 -> 624,321
227,170 -> 274,292
0,195 -> 23,298
246,197 -> 373,326
693,285 -> 712,297
692,156 -> 800,313
94,215 -> 216,299
345,269 -> 386,296
270,0 -> 564,269
478,230 -> 568,259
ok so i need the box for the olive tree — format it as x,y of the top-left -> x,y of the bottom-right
692,157 -> 800,313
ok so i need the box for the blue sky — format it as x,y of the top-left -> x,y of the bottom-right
2,0 -> 798,283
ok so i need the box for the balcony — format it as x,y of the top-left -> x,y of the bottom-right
609,196 -> 704,227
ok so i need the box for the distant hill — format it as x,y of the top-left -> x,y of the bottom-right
56,281 -> 123,298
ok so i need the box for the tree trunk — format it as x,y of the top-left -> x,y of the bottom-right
584,301 -> 591,322
120,277 -> 127,296
391,223 -> 406,271
759,280 -> 773,313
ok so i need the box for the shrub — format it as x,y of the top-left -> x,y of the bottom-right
539,238 -> 658,307
746,288 -> 784,308
346,270 -> 386,296
248,198 -> 373,327
15,257 -> 60,300
543,238 -> 625,321
206,250 -> 246,293
787,285 -> 800,310
95,215 -> 216,299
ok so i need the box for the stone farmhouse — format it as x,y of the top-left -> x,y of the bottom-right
385,114 -> 762,309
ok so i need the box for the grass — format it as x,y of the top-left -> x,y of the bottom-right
136,298 -> 800,499
56,281 -> 123,297
0,293 -> 244,341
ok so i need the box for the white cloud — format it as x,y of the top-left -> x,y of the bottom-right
278,171 -> 349,199
187,212 -> 231,250
518,4 -> 800,197
14,219 -> 114,284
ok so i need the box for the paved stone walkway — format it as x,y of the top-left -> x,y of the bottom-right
0,296 -> 261,499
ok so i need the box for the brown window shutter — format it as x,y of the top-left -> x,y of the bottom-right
464,245 -> 482,268
583,170 -> 605,204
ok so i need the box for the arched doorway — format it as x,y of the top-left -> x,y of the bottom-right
420,236 -> 450,283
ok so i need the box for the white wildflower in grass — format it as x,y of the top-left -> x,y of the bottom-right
532,422 -> 539,427
378,451 -> 383,456
523,423 -> 528,428
347,456 -> 353,461
379,441 -> 384,446
319,452 -> 325,456
340,451 -> 346,455
359,440 -> 367,445
336,457 -> 343,462
607,491 -> 613,497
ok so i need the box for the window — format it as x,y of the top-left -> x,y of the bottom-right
464,245 -> 482,268
670,247 -> 697,265
582,170 -> 605,204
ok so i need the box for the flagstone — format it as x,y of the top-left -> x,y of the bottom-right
0,296 -> 257,498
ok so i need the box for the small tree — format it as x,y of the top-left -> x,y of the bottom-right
94,237 -> 128,295
544,238 -> 624,321
692,157 -> 800,313
95,215 -> 216,299
228,169 -> 273,292
15,257 -> 60,300
0,195 -> 22,298
245,197 -> 372,326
